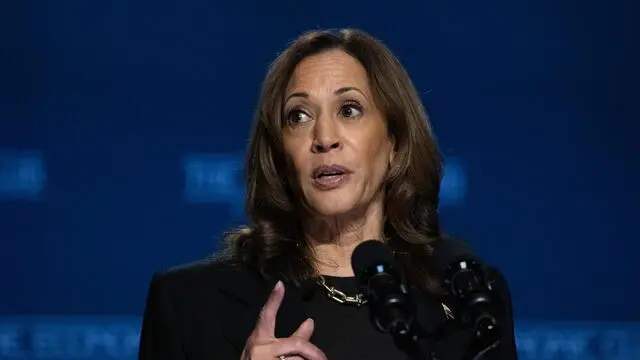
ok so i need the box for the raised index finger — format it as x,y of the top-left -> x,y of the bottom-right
254,280 -> 285,338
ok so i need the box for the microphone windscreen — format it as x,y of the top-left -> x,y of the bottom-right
351,240 -> 394,278
432,238 -> 479,272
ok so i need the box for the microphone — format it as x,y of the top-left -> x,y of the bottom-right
351,240 -> 416,337
432,239 -> 503,343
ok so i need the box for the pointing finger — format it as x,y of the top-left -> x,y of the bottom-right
254,280 -> 285,338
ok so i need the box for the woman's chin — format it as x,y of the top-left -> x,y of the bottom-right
307,198 -> 357,217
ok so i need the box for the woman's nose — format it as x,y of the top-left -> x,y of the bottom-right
311,118 -> 342,153
312,140 -> 341,153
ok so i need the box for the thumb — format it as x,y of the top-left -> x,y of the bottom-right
291,318 -> 315,340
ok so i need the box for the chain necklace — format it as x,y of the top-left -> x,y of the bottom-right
317,276 -> 367,307
316,275 -> 455,320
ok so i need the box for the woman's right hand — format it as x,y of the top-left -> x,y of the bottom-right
240,281 -> 328,360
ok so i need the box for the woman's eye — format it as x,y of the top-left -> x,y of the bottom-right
287,110 -> 311,124
340,104 -> 362,118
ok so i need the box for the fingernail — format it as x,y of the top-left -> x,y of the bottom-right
274,280 -> 283,290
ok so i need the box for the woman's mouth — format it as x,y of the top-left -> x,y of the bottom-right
312,164 -> 352,190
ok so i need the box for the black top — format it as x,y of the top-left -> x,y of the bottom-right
138,258 -> 519,360
307,275 -> 409,359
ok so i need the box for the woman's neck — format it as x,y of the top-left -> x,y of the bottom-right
305,201 -> 385,277
311,238 -> 364,277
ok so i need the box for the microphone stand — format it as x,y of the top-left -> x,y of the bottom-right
390,317 -> 502,360
389,319 -> 434,360
461,323 -> 502,360
391,324 -> 434,360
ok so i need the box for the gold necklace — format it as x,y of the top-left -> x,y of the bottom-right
317,276 -> 367,307
317,276 -> 455,320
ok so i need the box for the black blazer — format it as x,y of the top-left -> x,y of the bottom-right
138,258 -> 518,360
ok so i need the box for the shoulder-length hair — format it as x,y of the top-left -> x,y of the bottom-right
219,28 -> 444,293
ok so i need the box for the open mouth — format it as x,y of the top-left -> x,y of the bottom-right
312,164 -> 350,189
313,164 -> 349,179
315,170 -> 345,179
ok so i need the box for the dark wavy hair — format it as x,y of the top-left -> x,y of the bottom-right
218,28 -> 444,293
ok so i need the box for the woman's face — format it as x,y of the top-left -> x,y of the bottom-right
282,49 -> 395,217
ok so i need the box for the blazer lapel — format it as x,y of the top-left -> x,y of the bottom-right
216,268 -> 308,353
410,288 -> 449,358
412,290 -> 481,360
413,288 -> 447,335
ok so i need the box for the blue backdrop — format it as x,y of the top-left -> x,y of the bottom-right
1,1 -> 638,359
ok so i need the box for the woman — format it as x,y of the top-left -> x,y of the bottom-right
139,28 -> 518,360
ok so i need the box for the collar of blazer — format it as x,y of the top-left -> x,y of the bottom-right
214,263 -> 307,353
